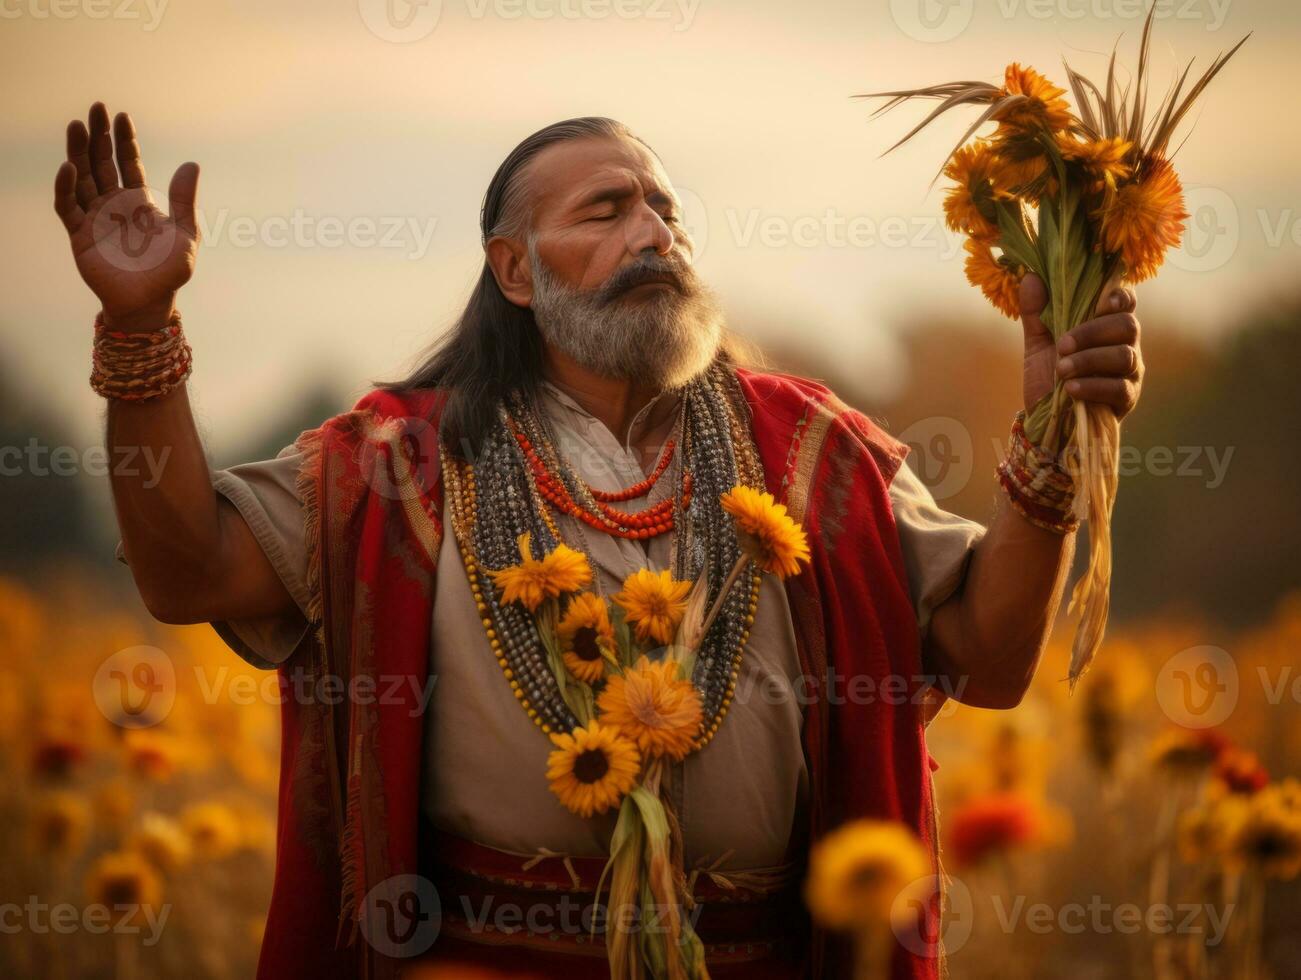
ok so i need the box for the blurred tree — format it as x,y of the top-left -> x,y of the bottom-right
0,358 -> 98,571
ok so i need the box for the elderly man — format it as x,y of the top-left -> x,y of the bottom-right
56,106 -> 1143,979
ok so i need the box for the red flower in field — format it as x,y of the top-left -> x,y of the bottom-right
1215,748 -> 1269,795
31,737 -> 86,780
947,793 -> 1038,867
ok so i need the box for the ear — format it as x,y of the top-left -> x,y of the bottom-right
485,235 -> 532,308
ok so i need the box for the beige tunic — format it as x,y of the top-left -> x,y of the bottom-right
115,382 -> 985,871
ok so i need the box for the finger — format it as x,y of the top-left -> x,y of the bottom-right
168,162 -> 200,238
1018,272 -> 1049,343
113,111 -> 148,189
88,101 -> 120,194
1063,376 -> 1138,415
1096,284 -> 1137,316
53,161 -> 87,234
1056,344 -> 1142,381
1057,311 -> 1139,354
66,119 -> 98,210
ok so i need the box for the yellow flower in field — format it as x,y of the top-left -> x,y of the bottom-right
943,141 -> 1004,240
804,820 -> 932,933
990,130 -> 1052,202
546,719 -> 641,818
1059,135 -> 1134,189
123,729 -> 183,782
963,238 -> 1023,319
720,486 -> 811,579
597,654 -> 703,761
30,792 -> 90,859
85,851 -> 163,927
557,593 -> 615,684
128,812 -> 192,872
1226,779 -> 1301,880
181,802 -> 242,861
1148,727 -> 1229,775
613,569 -> 692,646
489,532 -> 592,612
1097,156 -> 1189,283
995,63 -> 1074,134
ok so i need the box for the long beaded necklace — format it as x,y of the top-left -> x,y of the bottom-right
442,363 -> 766,746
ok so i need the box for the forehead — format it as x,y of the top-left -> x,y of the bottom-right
526,135 -> 675,216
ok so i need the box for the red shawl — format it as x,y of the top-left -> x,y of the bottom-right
257,366 -> 941,979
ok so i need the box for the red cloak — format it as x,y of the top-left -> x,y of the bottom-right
255,366 -> 942,979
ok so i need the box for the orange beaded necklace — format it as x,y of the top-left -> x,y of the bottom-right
509,422 -> 690,540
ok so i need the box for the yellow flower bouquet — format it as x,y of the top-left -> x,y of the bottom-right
861,10 -> 1247,685
488,486 -> 810,979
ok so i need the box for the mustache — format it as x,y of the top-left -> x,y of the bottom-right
598,254 -> 696,304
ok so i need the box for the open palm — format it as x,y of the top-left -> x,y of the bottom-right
54,103 -> 199,326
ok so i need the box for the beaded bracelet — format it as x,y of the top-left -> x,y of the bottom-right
995,410 -> 1079,534
90,310 -> 193,402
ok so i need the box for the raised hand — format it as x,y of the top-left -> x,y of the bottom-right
54,102 -> 199,331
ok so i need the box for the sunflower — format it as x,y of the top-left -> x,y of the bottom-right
1097,156 -> 1189,282
942,140 -> 1004,240
596,654 -> 703,761
719,486 -> 811,578
557,592 -> 615,684
123,728 -> 183,782
995,63 -> 1074,135
1148,726 -> 1229,775
180,802 -> 242,861
30,792 -> 90,859
990,129 -> 1052,202
85,851 -> 163,927
546,719 -> 641,818
804,819 -> 932,933
1224,779 -> 1301,880
1059,135 -> 1134,190
489,532 -> 593,612
128,811 -> 193,872
613,568 -> 692,646
963,238 -> 1022,319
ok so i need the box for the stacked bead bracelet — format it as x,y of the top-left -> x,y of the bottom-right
90,310 -> 192,402
996,410 -> 1079,535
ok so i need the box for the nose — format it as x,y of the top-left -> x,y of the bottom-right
626,202 -> 675,258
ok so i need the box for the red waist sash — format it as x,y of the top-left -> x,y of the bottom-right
413,825 -> 810,978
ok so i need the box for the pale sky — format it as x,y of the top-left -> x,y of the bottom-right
2,0 -> 1294,456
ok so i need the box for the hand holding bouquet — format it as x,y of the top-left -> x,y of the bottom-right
861,10 -> 1247,686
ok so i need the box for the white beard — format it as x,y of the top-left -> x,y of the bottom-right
528,240 -> 725,390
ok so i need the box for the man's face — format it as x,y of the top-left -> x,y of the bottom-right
510,135 -> 724,388
525,135 -> 692,292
